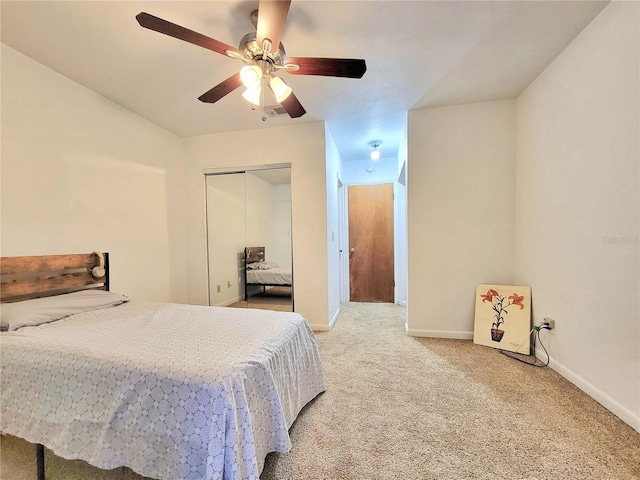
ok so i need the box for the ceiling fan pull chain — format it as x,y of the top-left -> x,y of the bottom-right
261,78 -> 267,122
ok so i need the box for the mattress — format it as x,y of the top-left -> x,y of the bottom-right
0,301 -> 325,480
246,267 -> 292,285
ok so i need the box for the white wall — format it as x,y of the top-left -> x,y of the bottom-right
183,123 -> 330,329
1,45 -> 188,302
325,126 -> 342,328
395,181 -> 408,307
407,100 -> 516,338
396,114 -> 409,307
515,1 -> 639,431
341,156 -> 399,185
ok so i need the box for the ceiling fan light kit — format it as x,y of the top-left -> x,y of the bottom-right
269,76 -> 292,102
242,87 -> 262,107
135,0 -> 366,119
240,65 -> 263,90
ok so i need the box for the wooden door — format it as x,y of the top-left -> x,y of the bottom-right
348,184 -> 394,302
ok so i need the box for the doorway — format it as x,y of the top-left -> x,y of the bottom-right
348,184 -> 394,302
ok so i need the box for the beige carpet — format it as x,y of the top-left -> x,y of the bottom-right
2,302 -> 639,479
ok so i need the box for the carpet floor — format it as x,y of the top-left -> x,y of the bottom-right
2,302 -> 639,479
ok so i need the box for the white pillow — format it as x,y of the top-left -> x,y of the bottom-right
247,261 -> 279,270
1,290 -> 130,331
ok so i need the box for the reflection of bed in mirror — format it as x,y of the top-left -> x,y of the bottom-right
244,247 -> 292,301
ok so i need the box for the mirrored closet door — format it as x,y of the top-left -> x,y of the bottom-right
205,167 -> 293,311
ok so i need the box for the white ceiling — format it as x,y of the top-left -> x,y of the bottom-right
1,1 -> 608,162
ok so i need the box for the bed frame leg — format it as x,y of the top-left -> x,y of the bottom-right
36,443 -> 46,480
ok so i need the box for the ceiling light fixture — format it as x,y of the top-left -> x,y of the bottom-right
240,65 -> 263,89
370,141 -> 381,160
269,76 -> 292,103
135,5 -> 367,119
240,63 -> 292,108
242,86 -> 262,106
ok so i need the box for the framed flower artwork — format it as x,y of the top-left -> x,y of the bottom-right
473,284 -> 532,353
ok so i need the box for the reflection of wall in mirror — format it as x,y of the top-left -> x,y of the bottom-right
272,184 -> 292,270
205,173 -> 246,306
246,172 -> 292,270
246,172 -> 275,262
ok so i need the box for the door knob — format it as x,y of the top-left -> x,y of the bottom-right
350,248 -> 356,253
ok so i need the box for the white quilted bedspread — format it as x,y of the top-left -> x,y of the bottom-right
246,268 -> 292,286
0,302 -> 325,480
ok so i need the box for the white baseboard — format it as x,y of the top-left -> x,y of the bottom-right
329,307 -> 340,330
405,327 -> 474,340
309,307 -> 341,332
536,350 -> 640,433
405,327 -> 639,432
398,300 -> 407,307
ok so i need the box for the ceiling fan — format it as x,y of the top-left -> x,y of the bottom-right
136,0 -> 367,119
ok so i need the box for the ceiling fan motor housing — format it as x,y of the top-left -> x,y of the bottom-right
239,32 -> 287,68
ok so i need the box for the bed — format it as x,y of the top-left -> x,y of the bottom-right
244,247 -> 292,301
0,252 -> 325,480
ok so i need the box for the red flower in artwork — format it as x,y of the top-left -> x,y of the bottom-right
481,289 -> 499,303
509,293 -> 525,309
479,287 -> 527,331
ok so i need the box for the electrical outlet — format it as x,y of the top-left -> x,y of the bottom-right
216,284 -> 221,293
543,317 -> 555,329
227,281 -> 231,288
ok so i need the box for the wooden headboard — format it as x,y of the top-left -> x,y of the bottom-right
245,247 -> 265,264
0,252 -> 109,303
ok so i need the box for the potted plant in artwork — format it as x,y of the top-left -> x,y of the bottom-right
480,288 -> 525,342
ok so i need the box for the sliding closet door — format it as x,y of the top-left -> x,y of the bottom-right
205,167 -> 293,310
244,170 -> 293,307
205,173 -> 246,306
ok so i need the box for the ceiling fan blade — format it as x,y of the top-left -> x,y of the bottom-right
198,73 -> 242,103
136,12 -> 242,58
285,57 -> 367,78
256,0 -> 291,54
280,92 -> 306,118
